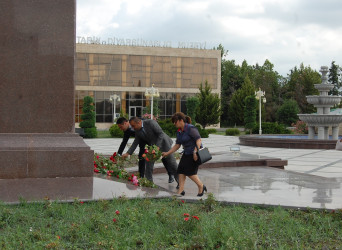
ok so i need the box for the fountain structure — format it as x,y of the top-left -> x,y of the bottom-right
298,66 -> 342,140
239,66 -> 342,149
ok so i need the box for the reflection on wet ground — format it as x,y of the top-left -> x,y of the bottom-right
1,135 -> 342,210
153,167 -> 342,210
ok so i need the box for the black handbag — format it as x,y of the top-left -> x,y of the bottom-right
195,145 -> 212,165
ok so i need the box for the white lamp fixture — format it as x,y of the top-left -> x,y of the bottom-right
255,88 -> 266,135
110,94 -> 121,123
144,84 -> 160,119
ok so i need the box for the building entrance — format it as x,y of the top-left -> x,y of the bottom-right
129,106 -> 143,119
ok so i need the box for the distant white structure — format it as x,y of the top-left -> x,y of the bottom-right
298,66 -> 342,140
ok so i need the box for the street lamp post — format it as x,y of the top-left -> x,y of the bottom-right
255,88 -> 266,135
110,94 -> 120,123
144,84 -> 159,119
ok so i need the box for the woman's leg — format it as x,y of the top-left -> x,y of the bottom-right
188,175 -> 203,193
178,174 -> 186,194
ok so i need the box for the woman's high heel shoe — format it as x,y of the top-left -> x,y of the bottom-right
197,185 -> 207,197
175,190 -> 185,197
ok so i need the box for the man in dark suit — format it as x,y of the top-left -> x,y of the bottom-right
116,117 -> 146,178
122,117 -> 178,185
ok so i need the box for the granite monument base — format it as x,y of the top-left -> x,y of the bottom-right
0,133 -> 93,179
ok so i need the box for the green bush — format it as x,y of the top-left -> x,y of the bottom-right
252,122 -> 292,134
276,99 -> 300,126
83,128 -> 97,138
206,128 -> 217,134
195,125 -> 209,138
79,96 -> 97,138
158,119 -> 178,138
225,128 -> 241,136
109,124 -> 124,138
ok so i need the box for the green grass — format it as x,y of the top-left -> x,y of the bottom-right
96,130 -> 112,138
1,194 -> 341,249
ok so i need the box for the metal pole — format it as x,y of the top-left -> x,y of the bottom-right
113,98 -> 116,122
151,95 -> 154,119
259,97 -> 262,135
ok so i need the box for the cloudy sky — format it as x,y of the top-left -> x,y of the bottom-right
76,0 -> 342,77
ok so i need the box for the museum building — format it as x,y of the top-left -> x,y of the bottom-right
75,44 -> 221,129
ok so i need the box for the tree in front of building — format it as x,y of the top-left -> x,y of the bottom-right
79,96 -> 97,138
186,96 -> 200,124
195,81 -> 222,129
244,95 -> 257,134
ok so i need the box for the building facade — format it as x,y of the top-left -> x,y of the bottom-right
75,44 -> 221,129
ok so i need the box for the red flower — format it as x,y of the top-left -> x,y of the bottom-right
94,169 -> 99,173
113,218 -> 117,222
115,210 -> 120,215
181,200 -> 185,203
183,213 -> 190,217
184,217 -> 189,221
80,201 -> 84,204
96,155 -> 99,159
145,158 -> 150,162
144,149 -> 148,153
57,235 -> 61,239
94,164 -> 97,168
113,152 -> 117,157
94,161 -> 96,164
192,216 -> 199,220
116,175 -> 119,178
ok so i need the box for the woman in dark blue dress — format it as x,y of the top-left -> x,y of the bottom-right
162,112 -> 207,196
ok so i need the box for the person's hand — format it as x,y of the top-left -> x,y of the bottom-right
193,152 -> 198,162
122,153 -> 130,159
161,152 -> 168,158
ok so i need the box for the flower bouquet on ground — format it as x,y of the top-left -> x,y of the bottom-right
93,152 -> 155,187
142,145 -> 162,162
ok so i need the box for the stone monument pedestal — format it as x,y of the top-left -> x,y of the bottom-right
0,0 -> 93,200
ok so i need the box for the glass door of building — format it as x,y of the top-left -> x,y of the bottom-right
129,106 -> 143,118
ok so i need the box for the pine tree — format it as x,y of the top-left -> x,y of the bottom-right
79,96 -> 97,138
195,81 -> 222,129
244,95 -> 257,134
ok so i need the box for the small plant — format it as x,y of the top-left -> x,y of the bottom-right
206,128 -> 217,134
201,193 -> 218,212
225,128 -> 240,136
291,120 -> 308,134
109,124 -> 124,138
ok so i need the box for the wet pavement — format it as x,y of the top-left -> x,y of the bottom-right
1,134 -> 342,210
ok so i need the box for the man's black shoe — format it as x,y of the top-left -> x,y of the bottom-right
168,175 -> 175,183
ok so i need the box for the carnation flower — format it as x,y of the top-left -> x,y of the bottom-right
142,145 -> 162,162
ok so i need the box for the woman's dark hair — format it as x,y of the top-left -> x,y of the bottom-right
185,115 -> 192,124
171,112 -> 186,124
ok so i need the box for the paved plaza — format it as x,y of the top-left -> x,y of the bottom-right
84,134 -> 342,210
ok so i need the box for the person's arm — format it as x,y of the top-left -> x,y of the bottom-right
117,130 -> 130,155
122,137 -> 139,159
192,138 -> 202,161
162,144 -> 181,158
150,120 -> 164,148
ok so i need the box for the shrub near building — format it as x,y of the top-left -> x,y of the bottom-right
79,96 -> 97,138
